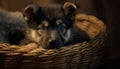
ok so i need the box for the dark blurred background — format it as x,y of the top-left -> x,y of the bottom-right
0,0 -> 120,68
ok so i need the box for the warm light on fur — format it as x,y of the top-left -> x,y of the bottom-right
75,13 -> 106,39
22,2 -> 106,48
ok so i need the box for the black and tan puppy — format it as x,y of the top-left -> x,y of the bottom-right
23,2 -> 105,49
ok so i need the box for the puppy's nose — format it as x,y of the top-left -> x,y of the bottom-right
49,40 -> 57,46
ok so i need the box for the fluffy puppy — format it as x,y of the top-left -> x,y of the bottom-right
0,9 -> 27,45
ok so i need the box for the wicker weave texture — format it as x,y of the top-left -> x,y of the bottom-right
0,14 -> 106,69
0,33 -> 106,69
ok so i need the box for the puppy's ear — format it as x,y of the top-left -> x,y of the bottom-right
62,2 -> 80,29
23,2 -> 40,21
63,2 -> 79,17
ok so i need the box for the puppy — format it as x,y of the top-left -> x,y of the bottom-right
23,2 -> 106,49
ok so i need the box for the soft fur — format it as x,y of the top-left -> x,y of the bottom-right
0,9 -> 27,45
75,13 -> 106,39
20,2 -> 106,48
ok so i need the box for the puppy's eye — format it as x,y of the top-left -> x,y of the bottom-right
56,19 -> 62,25
37,21 -> 48,30
37,25 -> 46,31
38,27 -> 46,31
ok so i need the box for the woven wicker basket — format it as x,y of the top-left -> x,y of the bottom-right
0,14 -> 106,69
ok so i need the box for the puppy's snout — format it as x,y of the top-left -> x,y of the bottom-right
49,40 -> 57,46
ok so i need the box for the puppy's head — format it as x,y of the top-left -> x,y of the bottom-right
23,2 -> 79,48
